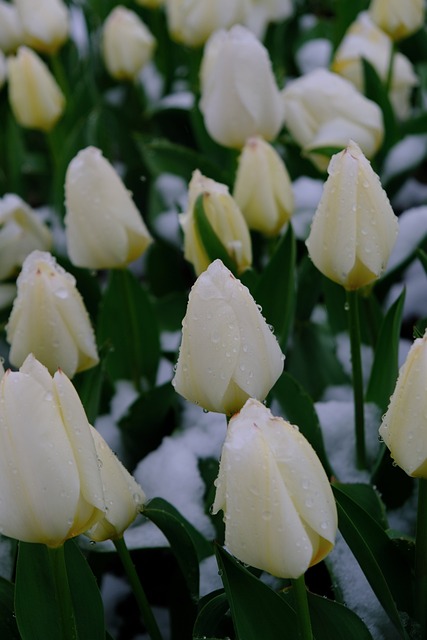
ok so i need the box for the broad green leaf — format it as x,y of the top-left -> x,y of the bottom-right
135,136 -> 228,184
286,321 -> 348,400
142,497 -> 212,599
366,289 -> 405,412
193,194 -> 239,275
193,590 -> 231,639
215,545 -> 299,640
332,483 -> 412,634
65,539 -> 105,640
0,576 -> 19,639
371,445 -> 414,509
307,591 -> 374,640
362,58 -> 397,157
273,371 -> 334,478
253,224 -> 296,349
15,543 -> 62,640
400,112 -> 427,136
97,269 -> 160,386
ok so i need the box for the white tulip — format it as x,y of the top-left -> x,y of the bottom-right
0,355 -> 105,546
0,1 -> 25,54
7,46 -> 65,132
213,399 -> 337,578
0,194 -> 52,280
15,0 -> 68,54
380,330 -> 427,478
180,170 -> 252,276
332,12 -> 418,120
172,259 -> 284,415
369,0 -> 424,40
102,6 -> 156,81
281,69 -> 384,172
200,25 -> 283,149
86,427 -> 146,541
233,136 -> 294,236
65,146 -> 152,269
6,251 -> 99,378
306,140 -> 399,290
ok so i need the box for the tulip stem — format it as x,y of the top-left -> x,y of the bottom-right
291,574 -> 313,640
47,545 -> 78,640
415,479 -> 427,636
346,290 -> 366,469
113,537 -> 163,640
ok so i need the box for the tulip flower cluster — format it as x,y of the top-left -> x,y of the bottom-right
0,0 -> 427,638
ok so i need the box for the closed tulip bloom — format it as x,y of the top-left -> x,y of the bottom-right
85,427 -> 146,541
213,399 -> 337,578
7,46 -> 65,132
65,146 -> 152,269
172,260 -> 284,415
180,170 -> 252,276
379,331 -> 427,477
233,137 -> 294,236
369,0 -> 424,41
0,1 -> 25,54
0,355 -> 105,547
102,7 -> 156,82
200,25 -> 283,149
6,251 -> 99,378
332,12 -> 418,119
306,140 -> 398,290
282,69 -> 384,172
165,0 -> 248,48
15,0 -> 69,54
0,194 -> 52,280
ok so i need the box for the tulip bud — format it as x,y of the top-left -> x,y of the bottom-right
6,251 -> 99,378
85,427 -> 146,541
281,69 -> 384,172
102,7 -> 156,82
368,0 -> 424,41
379,331 -> 427,478
0,355 -> 106,547
64,146 -> 152,269
7,46 -> 65,132
200,25 -> 283,149
0,1 -> 25,54
180,170 -> 252,276
0,194 -> 52,280
305,140 -> 398,290
331,12 -> 418,120
213,398 -> 337,578
14,0 -> 69,54
172,259 -> 284,415
165,0 -> 248,48
233,137 -> 294,236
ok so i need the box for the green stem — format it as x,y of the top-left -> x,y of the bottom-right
415,478 -> 427,636
346,290 -> 366,469
113,537 -> 163,640
291,574 -> 313,640
47,546 -> 78,640
385,43 -> 396,94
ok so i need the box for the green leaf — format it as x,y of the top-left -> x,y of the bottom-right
215,545 -> 299,640
417,248 -> 427,275
65,540 -> 105,640
273,371 -> 334,478
0,576 -> 19,639
15,543 -> 62,640
193,590 -> 231,639
362,58 -> 397,156
193,194 -> 239,275
332,0 -> 369,49
253,224 -> 296,349
142,497 -> 212,599
286,321 -> 348,400
97,269 -> 160,386
307,591 -> 374,640
332,483 -> 412,634
365,289 -> 405,412
135,136 -> 229,184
